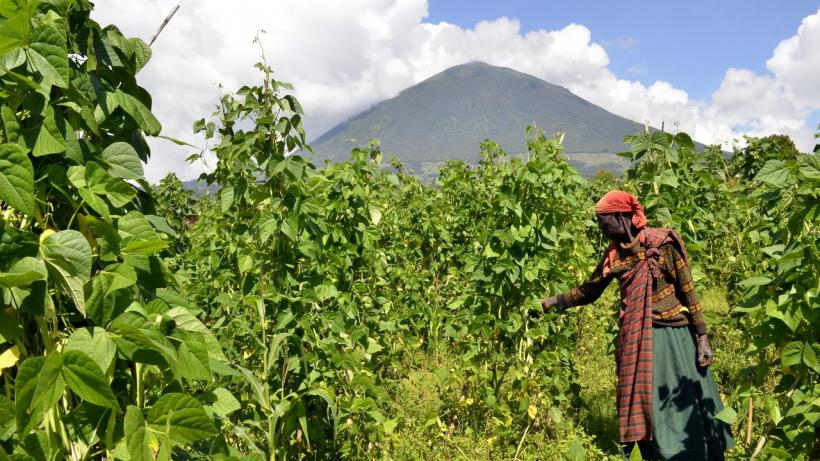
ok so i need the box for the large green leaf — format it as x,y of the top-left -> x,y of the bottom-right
40,230 -> 92,315
798,154 -> 820,181
166,307 -> 227,362
0,309 -> 23,343
175,330 -> 210,381
61,350 -> 119,410
64,327 -> 117,373
754,160 -> 790,188
1,104 -> 24,145
0,13 -> 29,57
0,394 -> 14,440
104,177 -> 137,207
209,388 -> 240,418
21,354 -> 65,434
0,226 -> 38,265
0,143 -> 34,216
146,393 -> 216,444
105,90 -> 161,136
781,341 -> 804,367
124,406 -> 155,461
31,106 -> 67,157
128,37 -> 152,74
97,262 -> 137,295
28,24 -> 69,89
118,211 -> 168,255
15,357 -> 45,435
101,142 -> 143,180
0,256 -> 46,288
83,215 -> 121,261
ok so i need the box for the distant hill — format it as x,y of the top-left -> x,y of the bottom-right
309,61 -> 645,176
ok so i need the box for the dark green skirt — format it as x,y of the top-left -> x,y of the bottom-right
622,326 -> 735,461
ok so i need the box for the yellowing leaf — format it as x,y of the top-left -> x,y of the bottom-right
0,346 -> 20,376
527,404 -> 537,420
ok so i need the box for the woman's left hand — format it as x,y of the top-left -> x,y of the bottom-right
696,334 -> 713,368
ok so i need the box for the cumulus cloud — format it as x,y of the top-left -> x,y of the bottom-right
91,1 -> 820,182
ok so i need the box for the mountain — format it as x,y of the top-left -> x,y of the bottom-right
308,61 -> 644,176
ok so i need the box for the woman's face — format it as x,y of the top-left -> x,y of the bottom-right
596,213 -> 626,240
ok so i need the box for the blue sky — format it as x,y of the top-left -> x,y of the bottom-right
428,1 -> 819,102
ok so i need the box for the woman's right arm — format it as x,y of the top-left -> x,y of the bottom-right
542,258 -> 612,313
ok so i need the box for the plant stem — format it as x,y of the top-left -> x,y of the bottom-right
135,363 -> 144,408
513,421 -> 531,460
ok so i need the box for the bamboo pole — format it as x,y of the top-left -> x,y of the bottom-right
148,5 -> 181,47
746,396 -> 754,445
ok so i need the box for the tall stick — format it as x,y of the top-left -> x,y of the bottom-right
148,4 -> 180,47
746,396 -> 754,445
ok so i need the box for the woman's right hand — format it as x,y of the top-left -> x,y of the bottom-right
540,296 -> 558,312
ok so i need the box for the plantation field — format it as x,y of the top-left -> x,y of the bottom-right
0,2 -> 818,460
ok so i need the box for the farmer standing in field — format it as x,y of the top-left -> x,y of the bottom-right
540,190 -> 734,460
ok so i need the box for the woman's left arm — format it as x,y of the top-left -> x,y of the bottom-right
669,246 -> 713,367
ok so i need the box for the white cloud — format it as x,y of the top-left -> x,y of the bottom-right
767,9 -> 820,107
91,1 -> 820,182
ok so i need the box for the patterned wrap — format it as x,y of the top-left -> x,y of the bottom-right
557,227 -> 697,442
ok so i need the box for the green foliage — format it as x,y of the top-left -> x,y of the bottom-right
0,1 -> 228,459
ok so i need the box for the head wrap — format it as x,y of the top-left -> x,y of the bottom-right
595,190 -> 647,229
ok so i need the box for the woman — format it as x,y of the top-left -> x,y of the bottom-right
540,190 -> 734,460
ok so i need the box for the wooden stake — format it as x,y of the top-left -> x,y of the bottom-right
148,4 -> 180,47
746,396 -> 754,445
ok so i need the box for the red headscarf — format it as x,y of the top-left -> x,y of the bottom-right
595,190 -> 647,229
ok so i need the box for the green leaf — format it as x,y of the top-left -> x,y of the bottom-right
146,393 -> 216,444
32,106 -> 67,157
105,90 -> 161,136
0,13 -> 29,57
84,215 -> 121,261
118,211 -> 159,242
28,353 -> 65,419
738,276 -> 772,287
0,309 -> 23,343
99,262 -> 137,295
40,230 -> 91,280
0,256 -> 46,288
128,38 -> 152,73
658,169 -> 679,188
0,394 -> 14,440
219,186 -> 233,212
209,388 -> 240,418
144,214 -> 176,237
101,142 -> 144,180
175,330 -> 210,381
61,350 -> 119,410
64,327 -> 117,373
798,154 -> 820,181
165,307 -> 227,362
802,343 -> 819,373
714,406 -> 737,425
125,406 -> 155,461
0,143 -> 34,216
14,357 -> 47,435
781,341 -> 804,367
40,230 -> 92,315
566,438 -> 586,461
754,160 -> 790,188
28,24 -> 69,89
104,177 -> 137,207
1,104 -> 24,145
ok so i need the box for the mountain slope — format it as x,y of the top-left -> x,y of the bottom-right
309,62 -> 643,174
